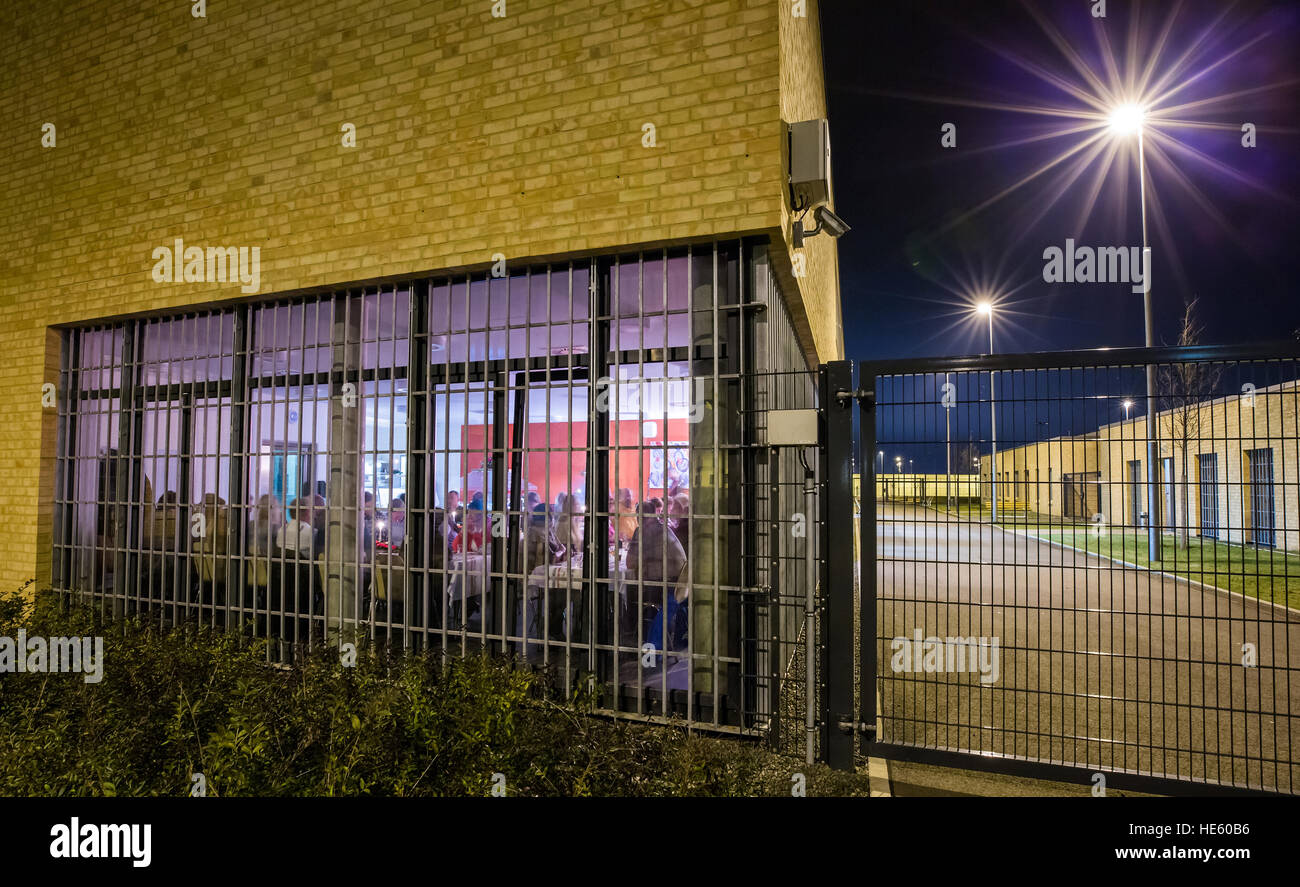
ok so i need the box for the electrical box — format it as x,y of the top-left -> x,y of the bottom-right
767,409 -> 819,447
789,118 -> 832,208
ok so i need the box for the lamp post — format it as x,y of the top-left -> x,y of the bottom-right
1122,399 -> 1134,421
1108,102 -> 1160,562
977,301 -> 997,522
944,371 -> 953,511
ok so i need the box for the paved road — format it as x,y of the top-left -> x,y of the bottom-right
874,503 -> 1300,793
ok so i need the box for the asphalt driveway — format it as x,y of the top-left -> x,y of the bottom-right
874,503 -> 1300,793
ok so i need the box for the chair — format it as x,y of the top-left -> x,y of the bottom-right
371,549 -> 405,621
245,557 -> 271,637
191,501 -> 230,622
267,556 -> 318,650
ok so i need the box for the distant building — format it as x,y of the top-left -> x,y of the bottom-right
984,380 -> 1298,551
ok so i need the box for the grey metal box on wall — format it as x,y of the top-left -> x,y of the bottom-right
789,118 -> 832,207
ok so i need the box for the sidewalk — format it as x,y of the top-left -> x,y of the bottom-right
882,760 -> 1160,797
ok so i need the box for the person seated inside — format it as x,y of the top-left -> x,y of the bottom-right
150,491 -> 181,551
277,496 -> 317,555
248,493 -> 284,556
666,493 -> 690,559
616,487 -> 638,546
191,493 -> 230,582
452,502 -> 486,555
625,500 -> 687,639
388,494 -> 407,549
361,491 -> 377,557
526,502 -> 566,571
444,490 -> 462,544
554,492 -> 584,557
308,494 -> 327,554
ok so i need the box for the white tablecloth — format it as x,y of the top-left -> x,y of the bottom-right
526,557 -> 625,597
446,554 -> 488,603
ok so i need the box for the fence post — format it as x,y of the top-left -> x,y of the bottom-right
858,363 -> 877,755
819,360 -> 856,770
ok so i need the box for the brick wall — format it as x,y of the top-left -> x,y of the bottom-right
778,0 -> 843,364
0,0 -> 841,589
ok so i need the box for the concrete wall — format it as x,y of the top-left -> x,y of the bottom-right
0,0 -> 842,589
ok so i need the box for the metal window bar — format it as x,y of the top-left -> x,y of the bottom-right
52,240 -> 818,743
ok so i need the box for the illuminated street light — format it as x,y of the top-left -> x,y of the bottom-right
1107,100 -> 1160,562
1106,102 -> 1146,136
1122,399 -> 1134,420
974,300 -> 999,522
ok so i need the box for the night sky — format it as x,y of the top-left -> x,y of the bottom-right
820,0 -> 1300,362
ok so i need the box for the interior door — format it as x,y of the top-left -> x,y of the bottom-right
507,367 -> 590,650
428,365 -> 507,642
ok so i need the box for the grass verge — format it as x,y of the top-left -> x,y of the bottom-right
1030,530 -> 1300,610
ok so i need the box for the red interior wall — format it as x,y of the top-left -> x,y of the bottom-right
460,418 -> 689,504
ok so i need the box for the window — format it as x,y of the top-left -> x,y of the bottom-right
1246,447 -> 1275,547
52,241 -> 803,730
1197,453 -> 1219,540
1128,460 -> 1143,526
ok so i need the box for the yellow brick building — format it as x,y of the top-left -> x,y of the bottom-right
0,0 -> 842,593
986,381 -> 1300,551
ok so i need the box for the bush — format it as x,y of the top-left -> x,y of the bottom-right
0,587 -> 870,797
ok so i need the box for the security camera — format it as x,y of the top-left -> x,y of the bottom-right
813,205 -> 850,239
792,204 -> 850,247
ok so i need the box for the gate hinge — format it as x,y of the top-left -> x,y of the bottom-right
834,388 -> 872,408
837,718 -> 875,739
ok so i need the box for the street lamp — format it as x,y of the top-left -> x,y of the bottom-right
876,449 -> 885,501
1122,399 -> 1134,421
1106,102 -> 1145,137
1108,100 -> 1160,562
976,301 -> 998,521
944,371 -> 953,511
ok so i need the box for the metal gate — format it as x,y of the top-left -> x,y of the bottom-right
820,343 -> 1300,795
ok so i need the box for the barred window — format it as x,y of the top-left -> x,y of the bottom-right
52,240 -> 817,738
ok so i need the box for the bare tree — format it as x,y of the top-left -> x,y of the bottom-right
953,436 -> 981,475
1159,297 -> 1222,550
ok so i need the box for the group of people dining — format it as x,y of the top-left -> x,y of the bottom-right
108,472 -> 695,654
